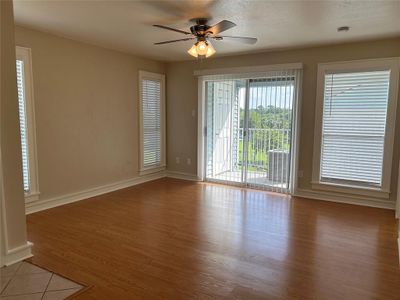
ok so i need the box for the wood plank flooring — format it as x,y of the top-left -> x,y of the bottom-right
26,178 -> 400,299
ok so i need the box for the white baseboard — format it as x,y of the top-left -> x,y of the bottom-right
26,172 -> 166,214
398,237 -> 400,265
165,171 -> 200,181
26,171 -> 395,214
294,188 -> 395,210
3,242 -> 33,266
25,170 -> 203,215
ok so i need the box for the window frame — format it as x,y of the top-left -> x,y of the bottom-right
312,57 -> 400,199
16,46 -> 40,203
138,70 -> 166,175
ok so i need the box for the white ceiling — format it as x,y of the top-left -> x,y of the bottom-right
13,0 -> 400,62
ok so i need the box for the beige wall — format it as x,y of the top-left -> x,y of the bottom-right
1,0 -> 29,261
166,38 -> 400,203
14,26 -> 166,201
10,25 -> 400,207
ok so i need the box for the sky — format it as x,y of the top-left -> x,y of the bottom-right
238,85 -> 294,110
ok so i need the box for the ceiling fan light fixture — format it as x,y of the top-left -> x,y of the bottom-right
205,42 -> 216,58
187,44 -> 199,58
187,40 -> 216,58
196,40 -> 209,56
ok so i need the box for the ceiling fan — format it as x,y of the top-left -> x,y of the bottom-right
153,18 -> 258,58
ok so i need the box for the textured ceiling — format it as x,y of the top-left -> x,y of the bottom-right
13,0 -> 400,61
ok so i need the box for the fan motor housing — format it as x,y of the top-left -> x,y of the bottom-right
190,18 -> 212,36
190,24 -> 211,36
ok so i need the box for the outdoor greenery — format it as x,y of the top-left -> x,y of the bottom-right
241,105 -> 292,130
238,105 -> 292,170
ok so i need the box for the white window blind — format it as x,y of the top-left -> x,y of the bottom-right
15,46 -> 39,202
141,78 -> 162,168
16,59 -> 30,192
320,70 -> 391,187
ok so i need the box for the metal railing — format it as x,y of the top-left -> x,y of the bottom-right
237,128 -> 291,173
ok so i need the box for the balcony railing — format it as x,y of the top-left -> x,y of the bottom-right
208,127 -> 292,188
237,128 -> 291,177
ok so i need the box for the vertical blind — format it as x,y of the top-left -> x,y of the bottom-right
16,59 -> 30,192
141,79 -> 162,168
320,70 -> 391,187
246,74 -> 296,193
204,68 -> 301,193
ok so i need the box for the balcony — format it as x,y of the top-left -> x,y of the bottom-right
208,128 -> 291,190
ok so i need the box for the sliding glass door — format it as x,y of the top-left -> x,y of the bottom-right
205,79 -> 245,184
204,70 -> 300,193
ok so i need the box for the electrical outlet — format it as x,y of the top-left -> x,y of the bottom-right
192,110 -> 196,117
176,157 -> 180,164
298,170 -> 303,178
187,158 -> 191,165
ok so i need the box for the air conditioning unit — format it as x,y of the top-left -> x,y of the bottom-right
268,150 -> 289,183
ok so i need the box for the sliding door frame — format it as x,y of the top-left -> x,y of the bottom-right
196,63 -> 303,194
242,80 -> 251,185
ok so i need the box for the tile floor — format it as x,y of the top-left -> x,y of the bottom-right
0,261 -> 84,299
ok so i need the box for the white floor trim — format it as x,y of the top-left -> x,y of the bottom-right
26,171 -> 395,214
166,171 -> 200,181
398,237 -> 400,265
26,172 -> 166,214
4,241 -> 33,266
294,188 -> 395,210
26,170 -> 203,215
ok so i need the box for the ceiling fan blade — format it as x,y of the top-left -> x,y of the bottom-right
153,24 -> 191,35
206,20 -> 236,35
154,38 -> 195,45
214,36 -> 258,45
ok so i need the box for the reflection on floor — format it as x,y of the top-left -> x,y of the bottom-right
211,170 -> 288,190
25,178 -> 400,299
0,261 -> 84,299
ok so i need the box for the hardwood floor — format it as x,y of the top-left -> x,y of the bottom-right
27,178 -> 400,299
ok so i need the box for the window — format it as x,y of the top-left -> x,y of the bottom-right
16,46 -> 39,202
312,58 -> 399,197
139,71 -> 166,174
